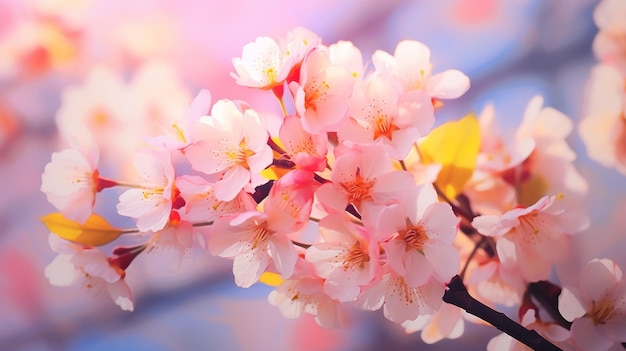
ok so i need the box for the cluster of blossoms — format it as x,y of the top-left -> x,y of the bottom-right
39,3 -> 626,349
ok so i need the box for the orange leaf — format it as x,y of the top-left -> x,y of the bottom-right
41,213 -> 123,246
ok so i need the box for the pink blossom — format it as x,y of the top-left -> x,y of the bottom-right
263,169 -> 319,234
289,46 -> 354,133
184,99 -> 273,201
513,96 -> 589,216
472,195 -> 574,282
372,40 -> 470,99
376,183 -> 460,287
592,0 -> 626,75
44,234 -> 134,311
466,259 -> 526,307
130,60 -> 192,143
231,35 -> 300,90
476,103 -> 535,174
305,214 -> 379,301
41,139 -> 106,224
279,115 -> 328,172
579,64 -> 626,175
280,27 -> 321,70
55,65 -> 145,165
559,259 -> 626,351
402,303 -> 465,344
356,267 -> 445,324
268,274 -> 339,329
143,219 -> 207,272
117,146 -> 177,232
147,89 -> 212,150
208,211 -> 298,288
176,175 -> 257,223
316,143 -> 415,217
338,74 -> 434,159
328,40 -> 364,80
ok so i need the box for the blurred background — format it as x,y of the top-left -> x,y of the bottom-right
1,0 -> 623,350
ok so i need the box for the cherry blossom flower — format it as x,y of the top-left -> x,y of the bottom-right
476,103 -> 535,174
316,143 -> 416,217
375,183 -> 460,287
592,0 -> 626,75
467,96 -> 589,225
466,259 -> 526,308
231,34 -> 303,90
579,64 -> 626,175
0,19 -> 78,78
263,169 -> 320,234
328,40 -> 365,80
559,258 -> 626,351
512,96 -> 589,214
268,273 -> 339,328
472,195 -> 575,282
176,175 -> 257,224
117,146 -> 178,232
143,220 -> 201,272
289,46 -> 354,133
338,74 -> 434,159
357,266 -> 445,324
372,40 -> 470,100
305,214 -> 380,301
55,65 -> 145,165
278,115 -> 328,172
402,303 -> 465,344
149,89 -> 212,150
44,234 -> 134,311
130,60 -> 192,142
208,210 -> 298,288
41,138 -> 110,224
184,99 -> 273,201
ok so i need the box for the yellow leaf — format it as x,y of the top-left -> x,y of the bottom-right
260,165 -> 290,180
259,272 -> 284,287
41,213 -> 123,246
419,114 -> 480,199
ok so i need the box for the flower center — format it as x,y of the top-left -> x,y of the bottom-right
343,242 -> 370,271
373,115 -> 399,140
340,167 -> 374,207
305,79 -> 330,111
251,225 -> 271,249
590,297 -> 614,325
227,140 -> 256,169
400,219 -> 427,251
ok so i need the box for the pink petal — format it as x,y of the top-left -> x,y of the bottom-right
269,234 -> 297,279
316,183 -> 348,214
571,318 -> 614,351
421,202 -> 458,244
558,287 -> 587,322
214,166 -> 250,201
44,255 -> 78,286
424,243 -> 460,283
232,247 -> 269,288
402,250 -> 433,287
382,239 -> 407,277
427,70 -> 470,99
106,280 -> 134,312
579,259 -> 621,302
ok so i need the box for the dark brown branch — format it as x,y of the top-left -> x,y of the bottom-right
443,275 -> 562,351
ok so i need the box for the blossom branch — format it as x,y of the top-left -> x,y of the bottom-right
443,275 -> 563,351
